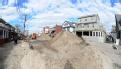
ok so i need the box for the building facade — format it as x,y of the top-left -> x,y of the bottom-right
75,14 -> 106,43
110,25 -> 117,43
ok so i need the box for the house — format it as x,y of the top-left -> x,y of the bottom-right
115,14 -> 121,45
55,25 -> 62,34
49,25 -> 62,37
0,18 -> 16,44
110,25 -> 117,43
75,14 -> 106,43
43,26 -> 50,34
62,21 -> 77,32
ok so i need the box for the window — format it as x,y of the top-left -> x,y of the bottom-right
91,18 -> 93,20
76,32 -> 82,37
93,32 -> 95,36
99,32 -> 100,36
92,24 -> 94,28
0,29 -> 3,38
84,23 -> 88,25
90,31 -> 92,36
80,20 -> 82,22
87,24 -> 89,28
85,19 -> 87,21
83,31 -> 89,36
96,32 -> 98,36
4,31 -> 6,38
81,24 -> 84,28
91,17 -> 95,20
84,24 -> 89,28
119,20 -> 121,26
79,24 -> 82,28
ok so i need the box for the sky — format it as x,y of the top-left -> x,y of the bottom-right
0,0 -> 121,33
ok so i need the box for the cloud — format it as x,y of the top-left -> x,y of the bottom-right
0,0 -> 121,33
26,0 -> 119,33
7,0 -> 16,6
0,7 -> 19,22
72,0 -> 121,32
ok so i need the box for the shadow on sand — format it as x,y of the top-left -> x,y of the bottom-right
0,41 -> 20,69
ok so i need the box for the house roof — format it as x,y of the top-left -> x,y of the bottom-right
62,21 -> 77,27
78,14 -> 98,19
0,18 -> 6,23
0,18 -> 15,30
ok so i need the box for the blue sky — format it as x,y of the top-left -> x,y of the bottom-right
0,0 -> 121,33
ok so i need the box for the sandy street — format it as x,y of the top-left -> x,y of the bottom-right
0,41 -> 16,69
0,41 -> 30,69
0,32 -> 121,69
88,42 -> 121,69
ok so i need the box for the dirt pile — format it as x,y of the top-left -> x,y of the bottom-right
21,31 -> 114,69
38,33 -> 51,41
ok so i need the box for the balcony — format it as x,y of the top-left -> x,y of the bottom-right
75,26 -> 102,31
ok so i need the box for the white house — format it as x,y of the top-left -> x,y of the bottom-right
62,21 -> 77,32
75,14 -> 106,43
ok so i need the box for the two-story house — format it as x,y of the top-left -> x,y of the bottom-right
75,14 -> 106,43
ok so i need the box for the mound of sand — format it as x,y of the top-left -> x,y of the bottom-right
50,31 -> 85,45
4,42 -> 31,69
21,31 -> 114,69
38,33 -> 51,40
21,50 -> 46,69
44,46 -> 113,69
21,46 -> 113,69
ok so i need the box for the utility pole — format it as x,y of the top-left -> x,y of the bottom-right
24,14 -> 27,35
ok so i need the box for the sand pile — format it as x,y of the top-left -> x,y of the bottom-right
21,50 -> 46,69
42,46 -> 113,69
50,31 -> 86,49
47,31 -> 113,69
38,33 -> 51,40
4,42 -> 31,69
21,31 -> 114,69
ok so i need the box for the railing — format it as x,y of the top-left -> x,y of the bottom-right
75,27 -> 98,31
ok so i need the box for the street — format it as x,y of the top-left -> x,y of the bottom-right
0,39 -> 121,69
0,40 -> 30,69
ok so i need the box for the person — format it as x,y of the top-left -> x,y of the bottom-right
14,34 -> 18,44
